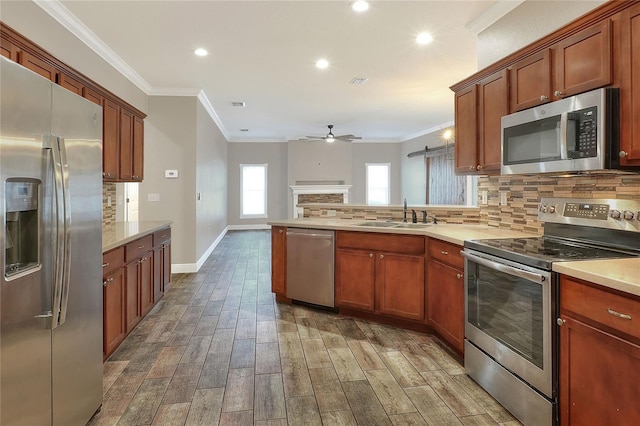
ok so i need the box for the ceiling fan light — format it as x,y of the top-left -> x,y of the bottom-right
325,136 -> 335,143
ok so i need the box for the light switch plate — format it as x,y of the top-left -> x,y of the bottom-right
480,191 -> 488,205
500,191 -> 508,206
165,170 -> 179,178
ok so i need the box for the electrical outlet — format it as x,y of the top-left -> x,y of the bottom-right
500,191 -> 508,206
107,195 -> 112,207
480,191 -> 488,205
148,193 -> 160,202
165,169 -> 179,178
327,209 -> 336,217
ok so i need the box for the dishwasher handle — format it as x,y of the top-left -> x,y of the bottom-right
286,231 -> 334,239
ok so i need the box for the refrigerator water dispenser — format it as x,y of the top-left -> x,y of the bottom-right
4,179 -> 40,279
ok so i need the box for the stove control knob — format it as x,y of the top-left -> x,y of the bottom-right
540,205 -> 548,213
548,205 -> 556,214
610,209 -> 622,220
623,210 -> 636,220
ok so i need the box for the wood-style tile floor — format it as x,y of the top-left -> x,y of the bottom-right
90,230 -> 522,426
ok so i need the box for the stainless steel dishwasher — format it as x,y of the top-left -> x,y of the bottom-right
286,228 -> 335,308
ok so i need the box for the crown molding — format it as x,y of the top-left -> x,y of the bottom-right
149,87 -> 202,96
465,0 -> 525,34
197,90 -> 231,141
34,0 -> 152,94
401,120 -> 455,142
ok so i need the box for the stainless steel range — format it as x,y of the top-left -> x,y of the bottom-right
462,198 -> 640,426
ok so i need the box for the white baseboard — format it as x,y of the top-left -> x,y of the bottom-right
227,224 -> 271,230
171,226 -> 229,273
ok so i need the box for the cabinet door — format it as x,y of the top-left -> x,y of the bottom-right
19,50 -> 57,82
163,242 -> 171,292
620,3 -> 640,165
0,37 -> 19,61
132,116 -> 144,181
103,100 -> 120,180
140,252 -> 154,316
478,69 -> 508,173
103,268 -> 126,358
559,316 -> 640,425
554,20 -> 612,98
59,72 -> 84,96
427,260 -> 464,353
119,108 -> 134,181
271,227 -> 286,294
153,246 -> 163,303
335,249 -> 375,312
125,261 -> 141,333
454,84 -> 478,174
83,87 -> 103,107
376,253 -> 425,321
509,49 -> 552,112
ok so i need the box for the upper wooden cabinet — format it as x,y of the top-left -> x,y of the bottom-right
0,22 -> 145,183
619,2 -> 640,165
455,69 -> 507,175
553,20 -> 612,99
510,49 -> 552,112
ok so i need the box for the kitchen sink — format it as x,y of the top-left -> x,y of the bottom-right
392,223 -> 432,229
355,221 -> 432,229
355,221 -> 398,228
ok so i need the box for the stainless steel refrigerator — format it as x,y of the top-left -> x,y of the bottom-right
1,57 -> 103,425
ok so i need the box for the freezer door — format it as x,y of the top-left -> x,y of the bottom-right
0,57 -> 54,426
50,84 -> 103,425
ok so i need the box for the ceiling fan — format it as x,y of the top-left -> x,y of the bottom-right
302,125 -> 362,143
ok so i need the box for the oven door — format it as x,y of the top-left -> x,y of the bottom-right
462,249 -> 554,398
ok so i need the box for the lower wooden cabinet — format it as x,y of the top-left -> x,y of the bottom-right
102,247 -> 126,359
559,276 -> 640,425
426,238 -> 465,354
103,227 -> 171,359
335,231 -> 425,322
271,226 -> 287,296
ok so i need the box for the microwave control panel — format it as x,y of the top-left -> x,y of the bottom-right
569,106 -> 598,158
563,203 -> 609,220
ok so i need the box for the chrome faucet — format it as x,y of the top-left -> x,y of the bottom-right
403,198 -> 408,223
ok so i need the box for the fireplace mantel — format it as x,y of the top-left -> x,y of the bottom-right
290,184 -> 352,218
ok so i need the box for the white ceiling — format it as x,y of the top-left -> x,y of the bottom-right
49,0 -> 517,143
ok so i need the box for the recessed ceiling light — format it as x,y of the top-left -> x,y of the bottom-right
416,32 -> 433,45
315,59 -> 329,69
352,1 -> 369,12
194,48 -> 208,57
350,77 -> 368,85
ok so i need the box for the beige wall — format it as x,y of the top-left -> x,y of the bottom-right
351,143 -> 402,204
227,142 -> 289,225
477,0 -> 607,69
0,0 -> 148,113
140,96 -> 197,265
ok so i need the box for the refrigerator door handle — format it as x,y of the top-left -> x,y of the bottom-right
56,136 -> 72,326
45,135 -> 71,328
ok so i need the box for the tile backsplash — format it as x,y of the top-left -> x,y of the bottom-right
102,183 -> 116,232
477,173 -> 640,234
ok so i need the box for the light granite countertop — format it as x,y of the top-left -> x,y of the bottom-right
553,258 -> 640,297
267,218 -> 535,247
103,221 -> 172,253
268,218 -> 640,296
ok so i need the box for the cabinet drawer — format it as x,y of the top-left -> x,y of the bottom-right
153,227 -> 171,246
125,235 -> 153,263
336,231 -> 424,255
103,246 -> 124,276
428,239 -> 463,270
561,276 -> 640,342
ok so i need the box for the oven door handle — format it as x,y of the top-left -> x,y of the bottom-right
461,251 -> 546,283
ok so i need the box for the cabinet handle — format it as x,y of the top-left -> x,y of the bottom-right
540,95 -> 548,101
469,166 -> 475,171
279,229 -> 283,233
619,151 -> 629,158
554,90 -> 563,97
456,273 -> 463,279
369,253 -> 373,258
476,165 -> 482,171
607,308 -> 632,320
102,262 -> 110,268
440,251 -> 448,255
557,318 -> 566,326
133,175 -> 139,179
103,277 -> 114,286
379,254 -> 384,259
138,245 -> 144,249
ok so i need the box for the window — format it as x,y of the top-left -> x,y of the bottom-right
240,164 -> 267,218
366,163 -> 390,205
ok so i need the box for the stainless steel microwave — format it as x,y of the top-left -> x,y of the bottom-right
501,88 -> 623,175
